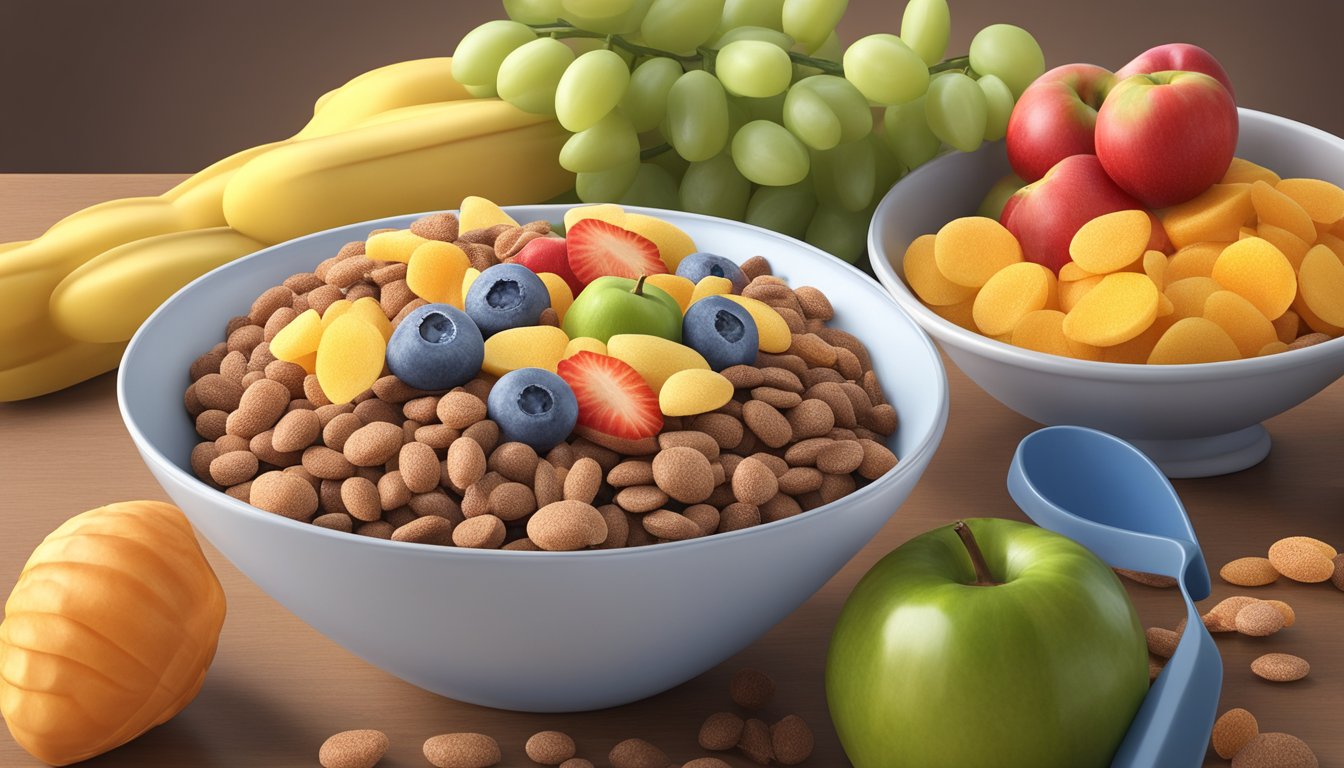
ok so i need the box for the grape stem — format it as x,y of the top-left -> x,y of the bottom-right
929,55 -> 976,77
526,20 -> 847,75
639,143 -> 672,160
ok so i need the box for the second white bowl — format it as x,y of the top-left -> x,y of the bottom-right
869,109 -> 1344,478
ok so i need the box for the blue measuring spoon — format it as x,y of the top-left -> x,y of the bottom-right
1007,426 -> 1222,768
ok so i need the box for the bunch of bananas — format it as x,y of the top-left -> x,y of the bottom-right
0,57 -> 574,402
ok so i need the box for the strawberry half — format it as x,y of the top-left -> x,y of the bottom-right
565,218 -> 669,285
556,351 -> 663,441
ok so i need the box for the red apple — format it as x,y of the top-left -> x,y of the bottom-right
1116,43 -> 1235,100
1003,154 -> 1169,274
511,236 -> 583,295
1095,71 -> 1238,208
1005,64 -> 1115,183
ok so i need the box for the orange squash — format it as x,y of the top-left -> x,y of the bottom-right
0,501 -> 226,765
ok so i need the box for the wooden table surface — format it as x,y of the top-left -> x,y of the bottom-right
2,176 -> 1342,768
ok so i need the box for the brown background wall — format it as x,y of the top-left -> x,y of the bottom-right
0,0 -> 1340,172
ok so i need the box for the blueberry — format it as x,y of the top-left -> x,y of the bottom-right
487,367 -> 578,452
386,303 -> 484,391
675,251 -> 748,293
464,263 -> 551,337
682,295 -> 759,371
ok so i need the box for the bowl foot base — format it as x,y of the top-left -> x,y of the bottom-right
1129,425 -> 1270,478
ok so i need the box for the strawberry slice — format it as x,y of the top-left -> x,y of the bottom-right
565,218 -> 669,285
556,351 -> 663,441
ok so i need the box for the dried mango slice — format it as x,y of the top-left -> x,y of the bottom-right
1258,341 -> 1290,357
269,308 -> 323,362
972,262 -> 1054,337
460,195 -> 519,231
407,240 -> 470,305
1292,292 -> 1344,336
720,295 -> 791,353
931,297 -> 977,332
624,212 -> 696,271
315,314 -> 387,404
1297,244 -> 1344,327
933,217 -> 1023,288
321,299 -> 353,330
690,275 -> 734,306
482,325 -> 569,377
366,229 -> 429,264
1275,178 -> 1344,225
1060,275 -> 1103,313
1101,321 -> 1170,364
1166,242 -> 1226,282
563,203 -> 625,233
461,267 -> 481,304
563,336 -> 606,359
1058,262 -> 1095,282
1211,237 -> 1296,320
1063,273 -> 1159,347
1143,250 -> 1167,291
1315,233 -> 1344,262
1204,290 -> 1276,357
1221,157 -> 1281,186
1148,317 -> 1240,365
1070,210 -> 1151,274
644,273 -> 696,313
537,272 -> 574,322
1160,183 -> 1253,250
1165,276 -> 1222,320
904,234 -> 978,306
348,296 -> 392,341
1251,180 -> 1317,243
1010,309 -> 1101,360
1254,223 -> 1311,270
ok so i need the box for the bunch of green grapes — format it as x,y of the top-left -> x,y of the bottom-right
452,0 -> 1045,263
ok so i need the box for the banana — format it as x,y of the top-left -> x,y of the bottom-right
51,228 -> 268,343
223,98 -> 574,245
0,340 -> 126,403
295,57 -> 470,139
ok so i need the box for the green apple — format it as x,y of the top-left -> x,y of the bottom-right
827,517 -> 1148,768
562,275 -> 682,344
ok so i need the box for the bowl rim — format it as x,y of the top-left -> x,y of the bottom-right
868,106 -> 1344,383
119,204 -> 950,559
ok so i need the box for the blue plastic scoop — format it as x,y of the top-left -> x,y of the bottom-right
1007,426 -> 1222,768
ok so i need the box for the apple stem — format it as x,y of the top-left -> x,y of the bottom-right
632,274 -> 647,296
953,521 -> 998,587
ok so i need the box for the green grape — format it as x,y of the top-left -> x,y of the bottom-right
715,40 -> 793,98
725,94 -> 751,136
783,76 -> 870,151
562,0 -> 634,16
620,162 -> 683,209
620,57 -> 682,133
924,72 -> 987,153
576,159 -> 641,202
978,73 -> 1014,142
805,205 -> 868,263
648,146 -> 690,181
899,0 -> 950,66
968,24 -> 1045,97
555,49 -> 631,132
731,120 -> 810,186
503,0 -> 563,24
559,111 -> 640,172
781,0 -> 847,53
679,153 -> 751,219
452,21 -> 537,87
783,84 -> 841,150
720,0 -> 784,32
843,34 -> 929,106
666,70 -> 730,162
562,0 -> 653,34
745,181 -> 817,239
883,97 -> 940,169
812,139 -> 875,212
711,25 -> 794,50
869,127 -> 906,194
496,37 -> 575,115
640,0 -> 724,54
792,29 -> 841,75
464,83 -> 498,98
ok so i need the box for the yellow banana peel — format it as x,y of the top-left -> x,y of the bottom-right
223,98 -> 574,245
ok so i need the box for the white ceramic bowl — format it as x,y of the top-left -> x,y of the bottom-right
119,205 -> 948,712
870,109 -> 1344,478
